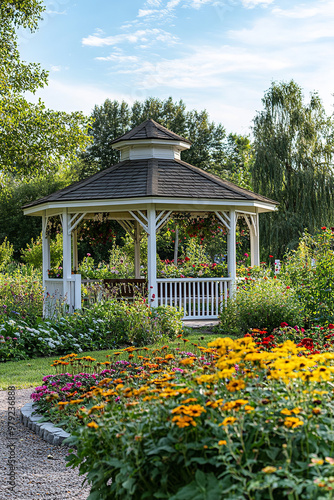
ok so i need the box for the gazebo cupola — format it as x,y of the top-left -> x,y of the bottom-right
23,118 -> 278,319
111,119 -> 191,161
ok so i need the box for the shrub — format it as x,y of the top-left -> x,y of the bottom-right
283,227 -> 334,325
0,301 -> 183,361
21,233 -> 63,269
0,266 -> 43,324
0,237 -> 14,271
218,277 -> 303,335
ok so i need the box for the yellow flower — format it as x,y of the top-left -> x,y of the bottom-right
309,458 -> 324,466
281,408 -> 292,415
284,417 -> 304,429
171,415 -> 196,428
220,417 -> 237,426
180,357 -> 196,366
218,440 -> 227,446
226,379 -> 246,392
87,421 -> 98,429
262,466 -> 277,474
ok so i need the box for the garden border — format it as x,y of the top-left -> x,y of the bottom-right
20,401 -> 71,446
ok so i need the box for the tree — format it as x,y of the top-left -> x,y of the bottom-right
79,97 -> 227,178
252,80 -> 334,258
0,176 -> 67,258
0,0 -> 91,176
80,100 -> 130,175
211,133 -> 254,190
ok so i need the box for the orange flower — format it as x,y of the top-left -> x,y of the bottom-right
87,421 -> 98,429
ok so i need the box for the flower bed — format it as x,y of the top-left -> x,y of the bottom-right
0,302 -> 183,362
249,323 -> 334,355
31,333 -> 334,499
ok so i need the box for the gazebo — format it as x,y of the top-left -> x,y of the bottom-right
23,119 -> 278,319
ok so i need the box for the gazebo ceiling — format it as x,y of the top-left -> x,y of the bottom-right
23,118 -> 278,216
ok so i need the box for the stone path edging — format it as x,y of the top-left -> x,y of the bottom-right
20,401 -> 71,446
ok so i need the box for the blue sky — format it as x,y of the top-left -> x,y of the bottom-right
19,0 -> 334,135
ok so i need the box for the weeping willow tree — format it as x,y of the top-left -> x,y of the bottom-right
252,80 -> 334,259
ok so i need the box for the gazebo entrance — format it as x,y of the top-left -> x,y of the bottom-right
23,119 -> 277,320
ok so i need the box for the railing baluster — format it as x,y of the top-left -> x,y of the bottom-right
156,278 -> 231,320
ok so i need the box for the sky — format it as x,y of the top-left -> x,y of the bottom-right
18,0 -> 334,135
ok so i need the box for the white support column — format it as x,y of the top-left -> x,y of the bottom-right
227,209 -> 237,297
134,221 -> 141,278
62,209 -> 72,305
250,213 -> 260,267
147,205 -> 157,305
42,214 -> 50,287
72,229 -> 78,272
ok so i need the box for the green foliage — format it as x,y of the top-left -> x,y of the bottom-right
0,266 -> 43,324
0,300 -> 183,361
218,277 -> 303,335
0,0 -> 91,175
283,228 -> 334,325
21,233 -> 63,269
0,176 -> 66,258
0,0 -> 47,98
0,237 -> 14,271
214,133 -> 254,189
253,80 -> 334,258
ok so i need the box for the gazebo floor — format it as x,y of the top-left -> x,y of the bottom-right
182,319 -> 220,329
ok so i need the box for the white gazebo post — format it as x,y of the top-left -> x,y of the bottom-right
134,220 -> 141,279
227,208 -> 237,297
250,213 -> 260,267
72,228 -> 78,272
42,213 -> 50,289
147,205 -> 157,304
62,209 -> 72,306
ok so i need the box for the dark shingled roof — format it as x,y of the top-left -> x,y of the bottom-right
111,119 -> 192,145
23,158 -> 278,209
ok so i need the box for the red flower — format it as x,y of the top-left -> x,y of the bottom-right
286,286 -> 290,289
280,322 -> 288,328
328,324 -> 334,329
321,226 -> 327,230
269,255 -> 273,258
185,256 -> 190,261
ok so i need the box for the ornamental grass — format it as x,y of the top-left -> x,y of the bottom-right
32,334 -> 334,500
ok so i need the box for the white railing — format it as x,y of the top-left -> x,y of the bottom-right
44,275 -> 81,318
157,277 -> 231,319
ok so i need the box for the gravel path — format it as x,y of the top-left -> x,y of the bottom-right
0,388 -> 90,500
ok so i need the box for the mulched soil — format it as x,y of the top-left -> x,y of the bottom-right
0,389 -> 90,499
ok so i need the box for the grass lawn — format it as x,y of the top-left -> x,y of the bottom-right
0,330 -> 224,390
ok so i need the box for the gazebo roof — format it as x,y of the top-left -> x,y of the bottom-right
23,157 -> 277,209
111,118 -> 191,145
23,118 -> 278,214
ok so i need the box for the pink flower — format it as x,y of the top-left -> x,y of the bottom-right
87,253 -> 91,257
244,253 -> 249,257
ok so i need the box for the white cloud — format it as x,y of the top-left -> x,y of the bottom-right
117,45 -> 289,90
240,0 -> 274,8
82,28 -> 178,47
95,53 -> 139,63
25,79 -> 134,115
50,65 -> 62,72
229,0 -> 334,45
138,9 -> 158,17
